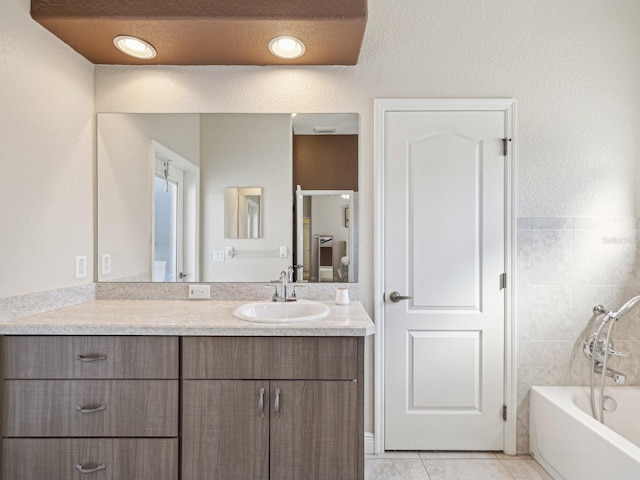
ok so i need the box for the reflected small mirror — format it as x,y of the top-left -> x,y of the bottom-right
225,187 -> 262,239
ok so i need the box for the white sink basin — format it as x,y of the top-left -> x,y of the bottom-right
233,300 -> 330,323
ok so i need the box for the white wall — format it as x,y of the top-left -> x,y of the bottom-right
200,114 -> 292,282
312,196 -> 349,248
0,0 -> 94,297
97,114 -> 200,281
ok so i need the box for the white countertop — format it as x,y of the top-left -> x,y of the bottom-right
0,300 -> 375,337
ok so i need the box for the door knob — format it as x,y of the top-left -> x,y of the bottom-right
388,291 -> 413,303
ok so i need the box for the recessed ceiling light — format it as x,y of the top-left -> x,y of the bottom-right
113,35 -> 157,59
269,36 -> 305,60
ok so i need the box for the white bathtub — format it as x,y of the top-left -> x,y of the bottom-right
530,386 -> 640,479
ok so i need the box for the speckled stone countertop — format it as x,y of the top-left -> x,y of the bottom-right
0,300 -> 375,337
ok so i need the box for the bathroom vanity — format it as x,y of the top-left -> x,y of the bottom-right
0,300 -> 373,480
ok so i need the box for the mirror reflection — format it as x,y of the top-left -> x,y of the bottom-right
97,113 -> 358,283
296,189 -> 357,283
225,187 -> 262,239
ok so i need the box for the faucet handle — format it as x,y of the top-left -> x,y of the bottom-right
264,285 -> 279,300
610,349 -> 631,358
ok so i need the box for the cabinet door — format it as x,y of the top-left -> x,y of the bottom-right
182,380 -> 269,480
270,381 -> 358,480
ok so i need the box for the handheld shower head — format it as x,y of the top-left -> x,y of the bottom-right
613,295 -> 640,320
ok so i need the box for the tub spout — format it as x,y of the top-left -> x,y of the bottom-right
594,364 -> 626,384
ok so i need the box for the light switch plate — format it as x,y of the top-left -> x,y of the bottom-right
213,250 -> 225,262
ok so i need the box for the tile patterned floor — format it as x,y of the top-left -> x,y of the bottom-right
365,452 -> 554,480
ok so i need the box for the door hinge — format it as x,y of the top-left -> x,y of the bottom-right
499,273 -> 507,290
503,405 -> 507,421
502,138 -> 512,156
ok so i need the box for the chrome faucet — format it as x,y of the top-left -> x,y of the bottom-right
279,269 -> 289,301
269,267 -> 298,302
594,364 -> 626,384
586,296 -> 639,422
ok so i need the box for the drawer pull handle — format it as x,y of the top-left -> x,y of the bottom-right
75,464 -> 106,474
258,387 -> 265,419
274,387 -> 281,417
76,354 -> 108,362
75,405 -> 107,414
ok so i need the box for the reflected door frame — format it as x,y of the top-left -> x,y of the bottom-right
151,140 -> 200,283
373,99 -> 517,455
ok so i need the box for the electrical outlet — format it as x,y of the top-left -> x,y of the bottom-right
213,250 -> 225,262
101,254 -> 111,275
279,246 -> 288,258
189,284 -> 211,299
75,256 -> 87,279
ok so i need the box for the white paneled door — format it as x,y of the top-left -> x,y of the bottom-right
382,103 -> 512,450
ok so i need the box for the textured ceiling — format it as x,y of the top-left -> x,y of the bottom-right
31,0 -> 368,65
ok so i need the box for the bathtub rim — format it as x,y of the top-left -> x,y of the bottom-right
530,385 -> 640,473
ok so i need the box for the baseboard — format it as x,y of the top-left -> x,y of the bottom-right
364,432 -> 375,455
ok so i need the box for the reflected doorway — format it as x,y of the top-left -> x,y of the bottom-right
151,140 -> 200,282
295,187 -> 357,283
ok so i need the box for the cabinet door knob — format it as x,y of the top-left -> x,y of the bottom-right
75,405 -> 107,414
76,354 -> 108,362
258,387 -> 265,419
75,464 -> 106,474
274,388 -> 281,417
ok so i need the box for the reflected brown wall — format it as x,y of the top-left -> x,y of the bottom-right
293,135 -> 358,191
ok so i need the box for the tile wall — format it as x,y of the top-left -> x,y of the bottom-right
516,217 -> 640,452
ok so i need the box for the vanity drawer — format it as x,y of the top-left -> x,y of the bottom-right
182,336 -> 357,380
3,380 -> 178,437
2,336 -> 179,379
2,438 -> 178,480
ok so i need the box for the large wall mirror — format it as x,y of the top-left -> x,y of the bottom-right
97,113 -> 358,283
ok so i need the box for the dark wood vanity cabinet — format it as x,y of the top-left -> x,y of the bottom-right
1,336 -> 180,480
181,336 -> 364,480
1,335 -> 364,480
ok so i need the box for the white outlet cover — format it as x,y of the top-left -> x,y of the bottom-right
101,254 -> 111,275
75,256 -> 87,279
189,284 -> 211,299
213,250 -> 225,262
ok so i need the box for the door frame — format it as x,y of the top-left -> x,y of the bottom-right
373,99 -> 517,454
